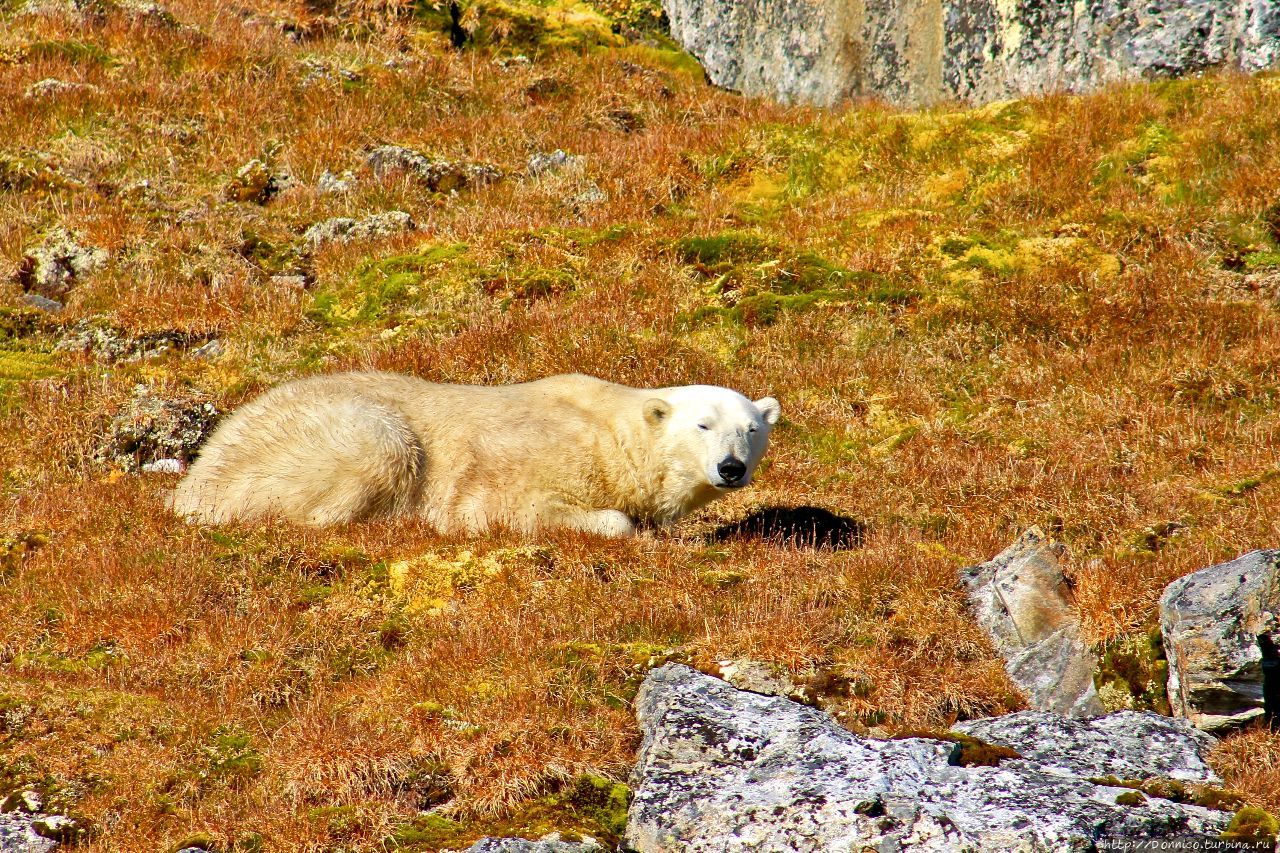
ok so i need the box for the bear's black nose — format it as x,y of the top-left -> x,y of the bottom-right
718,459 -> 747,484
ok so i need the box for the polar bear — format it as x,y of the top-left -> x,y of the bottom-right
169,372 -> 781,536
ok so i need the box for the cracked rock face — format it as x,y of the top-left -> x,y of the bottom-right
1161,549 -> 1280,732
662,0 -> 1280,107
961,527 -> 1103,716
625,665 -> 1230,852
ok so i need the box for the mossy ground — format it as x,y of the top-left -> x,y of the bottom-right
2,0 -> 1280,849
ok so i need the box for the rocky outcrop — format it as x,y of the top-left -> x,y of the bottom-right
365,145 -> 502,193
960,528 -> 1103,716
1160,549 -> 1280,732
301,211 -> 415,251
661,0 -> 1280,108
626,664 -> 1231,852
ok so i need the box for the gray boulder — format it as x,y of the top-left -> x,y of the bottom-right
1160,549 -> 1280,732
626,665 -> 1230,852
960,528 -> 1103,716
365,145 -> 502,193
953,710 -> 1221,783
662,0 -> 1280,108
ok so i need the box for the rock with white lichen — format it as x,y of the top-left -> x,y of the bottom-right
464,834 -> 604,853
97,385 -> 220,473
624,664 -> 1232,852
16,228 -> 108,304
366,145 -> 502,193
301,211 -> 416,251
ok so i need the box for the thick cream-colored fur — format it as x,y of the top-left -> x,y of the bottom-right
170,371 -> 780,536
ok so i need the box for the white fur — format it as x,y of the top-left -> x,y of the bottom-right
170,372 -> 780,536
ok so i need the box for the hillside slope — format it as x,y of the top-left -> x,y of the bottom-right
1,1 -> 1278,849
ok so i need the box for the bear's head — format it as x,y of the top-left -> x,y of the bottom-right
642,385 -> 780,518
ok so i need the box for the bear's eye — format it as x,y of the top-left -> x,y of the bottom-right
748,425 -> 758,433
697,424 -> 710,431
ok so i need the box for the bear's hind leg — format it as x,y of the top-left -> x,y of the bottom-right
558,508 -> 636,538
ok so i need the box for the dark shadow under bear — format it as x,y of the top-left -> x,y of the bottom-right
712,505 -> 866,550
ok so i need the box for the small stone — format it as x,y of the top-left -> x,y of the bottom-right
301,210 -> 415,251
269,274 -> 309,290
225,158 -> 294,204
299,57 -> 362,87
31,814 -> 82,844
466,833 -> 604,852
569,182 -> 607,207
97,385 -> 220,473
317,169 -> 357,194
527,150 -> 583,178
366,145 -> 502,193
23,78 -> 98,98
189,338 -> 224,360
140,458 -> 184,474
16,228 -> 108,302
19,293 -> 63,313
714,658 -> 796,698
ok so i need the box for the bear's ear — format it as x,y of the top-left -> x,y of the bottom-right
755,396 -> 781,426
643,398 -> 672,427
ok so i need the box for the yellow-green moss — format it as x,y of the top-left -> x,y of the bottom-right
1093,630 -> 1172,714
890,730 -> 1022,767
384,546 -> 550,615
1222,806 -> 1280,841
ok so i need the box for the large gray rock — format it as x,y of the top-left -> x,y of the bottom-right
626,665 -> 1231,852
961,528 -> 1103,716
953,710 -> 1221,783
662,0 -> 1280,107
1160,549 -> 1280,732
16,228 -> 108,304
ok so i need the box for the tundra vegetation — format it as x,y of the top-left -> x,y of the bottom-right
1,0 -> 1279,849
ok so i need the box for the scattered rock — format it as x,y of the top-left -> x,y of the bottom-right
31,814 -> 84,844
568,182 -> 607,208
97,385 -> 220,473
269,274 -> 309,290
225,158 -> 295,204
140,458 -> 184,474
20,0 -> 177,25
19,294 -> 65,313
188,338 -> 224,360
1160,549 -> 1280,732
23,78 -> 99,99
54,320 -> 212,363
662,0 -> 1280,108
960,527 -> 1104,716
465,834 -> 604,852
712,505 -> 866,550
953,710 -> 1221,783
301,210 -> 415,251
16,228 -> 108,303
527,150 -> 583,178
299,56 -> 362,87
317,169 -> 357,194
365,145 -> 502,193
625,664 -> 1231,852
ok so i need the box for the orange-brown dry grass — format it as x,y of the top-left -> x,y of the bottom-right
1,0 -> 1280,850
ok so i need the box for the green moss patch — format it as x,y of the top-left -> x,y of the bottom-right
1089,776 -> 1247,812
675,231 -> 914,328
23,39 -> 116,66
1093,630 -> 1172,714
1222,806 -> 1280,841
307,244 -> 470,327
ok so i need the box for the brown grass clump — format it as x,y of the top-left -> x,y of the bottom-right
3,0 -> 1280,848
